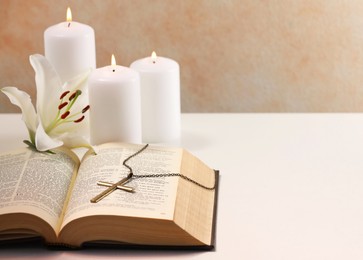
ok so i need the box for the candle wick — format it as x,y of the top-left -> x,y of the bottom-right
68,22 -> 71,28
152,61 -> 156,64
112,69 -> 115,72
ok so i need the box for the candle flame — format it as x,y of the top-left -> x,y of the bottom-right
66,7 -> 72,22
111,54 -> 116,66
151,51 -> 157,63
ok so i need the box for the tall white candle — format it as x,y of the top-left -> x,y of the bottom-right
88,55 -> 141,145
44,7 -> 96,83
130,52 -> 180,144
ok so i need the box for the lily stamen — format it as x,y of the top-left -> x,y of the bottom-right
47,89 -> 89,133
58,102 -> 68,110
82,105 -> 90,113
65,90 -> 82,111
61,111 -> 70,119
60,91 -> 70,100
74,115 -> 85,123
69,90 -> 82,101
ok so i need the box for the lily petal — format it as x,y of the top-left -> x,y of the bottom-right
1,87 -> 37,140
62,68 -> 91,93
29,54 -> 62,128
59,133 -> 92,150
51,112 -> 90,138
35,119 -> 63,152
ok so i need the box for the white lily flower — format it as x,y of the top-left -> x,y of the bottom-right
1,54 -> 91,152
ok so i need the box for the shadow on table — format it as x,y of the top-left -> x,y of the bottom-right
0,237 -> 213,259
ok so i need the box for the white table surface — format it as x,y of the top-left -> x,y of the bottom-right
1,113 -> 363,259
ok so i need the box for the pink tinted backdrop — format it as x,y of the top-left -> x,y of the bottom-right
2,0 -> 363,112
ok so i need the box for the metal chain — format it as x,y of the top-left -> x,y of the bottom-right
123,144 -> 215,191
123,143 -> 150,176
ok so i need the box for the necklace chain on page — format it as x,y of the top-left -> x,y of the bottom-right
123,144 -> 216,190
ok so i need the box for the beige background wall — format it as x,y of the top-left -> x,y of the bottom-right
1,0 -> 363,113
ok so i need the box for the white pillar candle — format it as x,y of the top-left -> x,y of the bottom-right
130,52 -> 181,144
88,55 -> 142,145
44,7 -> 96,82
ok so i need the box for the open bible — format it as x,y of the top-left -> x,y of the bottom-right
0,143 -> 218,249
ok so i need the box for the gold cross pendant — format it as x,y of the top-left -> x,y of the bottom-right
97,181 -> 134,192
90,175 -> 133,203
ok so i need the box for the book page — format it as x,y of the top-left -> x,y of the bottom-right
174,150 -> 217,245
61,143 -> 182,229
0,148 -> 79,232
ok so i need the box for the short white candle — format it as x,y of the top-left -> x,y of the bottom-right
130,52 -> 180,144
44,7 -> 96,83
88,55 -> 142,145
